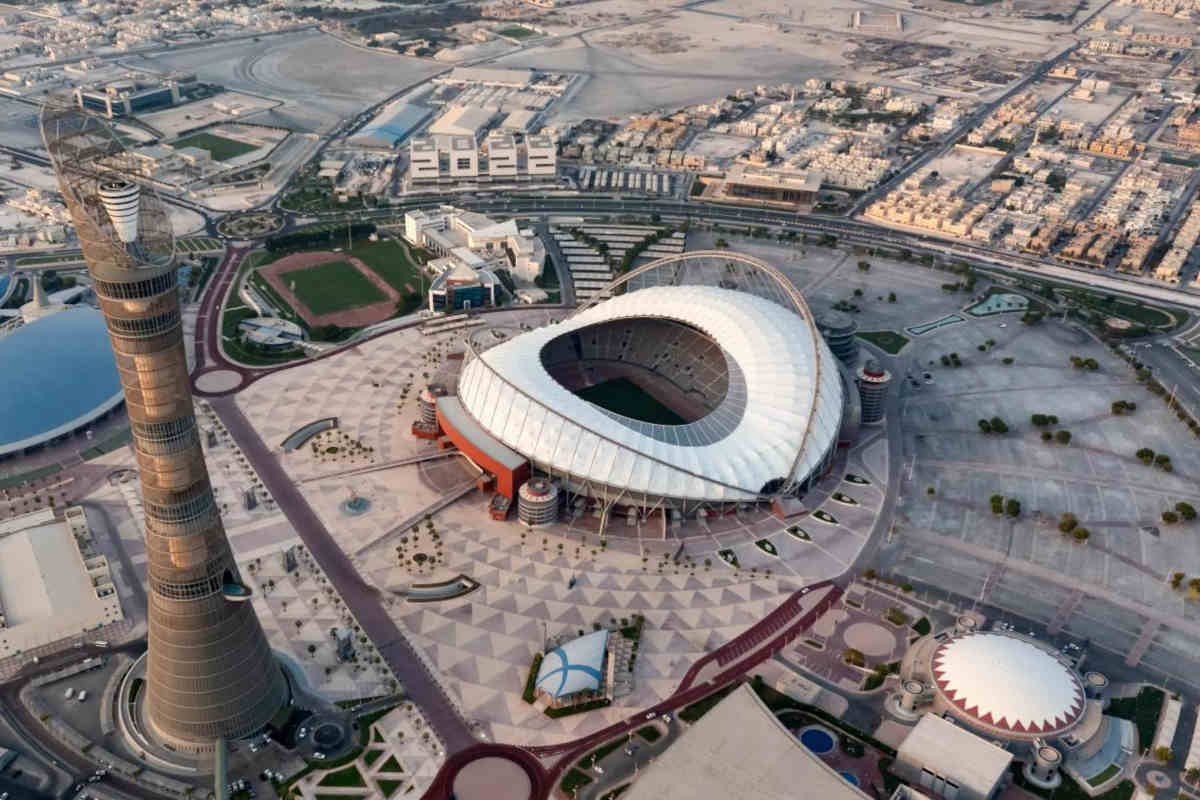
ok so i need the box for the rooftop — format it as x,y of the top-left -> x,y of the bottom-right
932,632 -> 1086,738
535,629 -> 608,698
898,714 -> 1013,796
625,683 -> 870,800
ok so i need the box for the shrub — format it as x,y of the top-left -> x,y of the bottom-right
1055,430 -> 1072,445
1058,513 -> 1078,533
1072,528 -> 1090,542
1005,498 -> 1021,518
1176,502 -> 1196,521
1162,510 -> 1180,524
978,419 -> 992,433
1041,431 -> 1054,442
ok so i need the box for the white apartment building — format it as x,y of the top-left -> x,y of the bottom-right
409,137 -> 440,181
487,133 -> 519,177
526,135 -> 557,176
449,136 -> 479,178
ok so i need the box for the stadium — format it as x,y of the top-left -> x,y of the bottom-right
435,252 -> 847,520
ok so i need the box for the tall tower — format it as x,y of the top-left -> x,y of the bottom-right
41,101 -> 286,750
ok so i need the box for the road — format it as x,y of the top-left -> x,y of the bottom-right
0,642 -> 178,800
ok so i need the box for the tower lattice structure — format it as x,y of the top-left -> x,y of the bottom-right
41,100 -> 286,750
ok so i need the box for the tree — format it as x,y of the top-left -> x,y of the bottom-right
1176,502 -> 1196,521
1055,430 -> 1072,445
864,568 -> 878,580
1163,510 -> 1180,524
1058,513 -> 1078,533
1137,448 -> 1156,464
1041,431 -> 1053,442
1153,746 -> 1172,764
1005,498 -> 1021,518
978,419 -> 992,433
887,292 -> 896,302
1072,528 -> 1090,542
1032,414 -> 1050,426
1171,572 -> 1185,590
843,648 -> 866,667
1186,767 -> 1199,785
858,260 -> 871,272
989,417 -> 1008,434
715,237 -> 729,249
853,288 -> 864,297
307,644 -> 317,658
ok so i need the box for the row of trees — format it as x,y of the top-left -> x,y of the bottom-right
1069,355 -> 1100,371
1040,430 -> 1072,444
1057,513 -> 1090,542
1031,413 -> 1060,427
1135,448 -> 1172,471
264,222 -> 376,252
990,494 -> 1021,517
978,417 -> 1009,434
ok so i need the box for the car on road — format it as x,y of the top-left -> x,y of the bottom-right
313,752 -> 326,760
644,712 -> 656,720
661,713 -> 672,724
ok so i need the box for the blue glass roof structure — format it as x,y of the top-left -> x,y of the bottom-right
352,104 -> 433,148
0,307 -> 123,456
535,629 -> 608,699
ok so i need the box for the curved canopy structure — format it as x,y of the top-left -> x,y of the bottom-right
932,632 -> 1086,739
457,278 -> 843,508
536,629 -> 608,699
0,307 -> 123,456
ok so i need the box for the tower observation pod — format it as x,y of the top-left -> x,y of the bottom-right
97,179 -> 141,244
40,97 -> 287,752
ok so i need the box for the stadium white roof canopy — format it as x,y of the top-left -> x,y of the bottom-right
932,632 -> 1086,738
456,284 -> 843,504
535,629 -> 608,699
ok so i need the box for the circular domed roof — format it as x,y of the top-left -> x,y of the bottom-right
0,307 -> 122,456
931,632 -> 1085,739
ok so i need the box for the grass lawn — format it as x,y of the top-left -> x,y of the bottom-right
1087,764 -> 1121,787
911,617 -> 931,636
576,378 -> 686,425
379,754 -> 402,773
0,463 -> 62,489
317,764 -> 366,787
857,329 -> 909,355
680,683 -> 738,723
637,725 -> 661,743
1105,685 -> 1164,748
287,260 -> 387,315
561,769 -> 592,794
363,749 -> 384,767
497,24 -> 537,38
174,132 -> 258,161
346,238 -> 425,295
376,778 -> 404,798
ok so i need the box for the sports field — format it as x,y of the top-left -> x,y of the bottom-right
345,238 -> 424,294
576,378 -> 686,425
173,132 -> 258,161
286,260 -> 387,315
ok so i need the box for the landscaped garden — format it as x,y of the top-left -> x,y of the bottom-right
857,329 -> 909,354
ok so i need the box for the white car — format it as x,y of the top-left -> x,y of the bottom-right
313,752 -> 326,760
644,712 -> 656,720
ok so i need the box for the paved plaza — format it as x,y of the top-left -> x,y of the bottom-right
225,303 -> 887,746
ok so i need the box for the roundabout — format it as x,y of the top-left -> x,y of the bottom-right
217,212 -> 284,239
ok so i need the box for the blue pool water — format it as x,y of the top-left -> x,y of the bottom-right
840,771 -> 860,786
799,727 -> 835,755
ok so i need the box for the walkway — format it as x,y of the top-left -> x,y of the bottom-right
297,450 -> 459,485
206,395 -> 476,754
354,478 -> 479,558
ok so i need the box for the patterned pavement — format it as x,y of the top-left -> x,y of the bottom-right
224,319 -> 888,747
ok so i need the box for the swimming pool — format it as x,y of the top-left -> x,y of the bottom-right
799,726 -> 835,755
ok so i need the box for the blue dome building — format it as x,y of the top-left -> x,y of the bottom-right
0,307 -> 123,458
